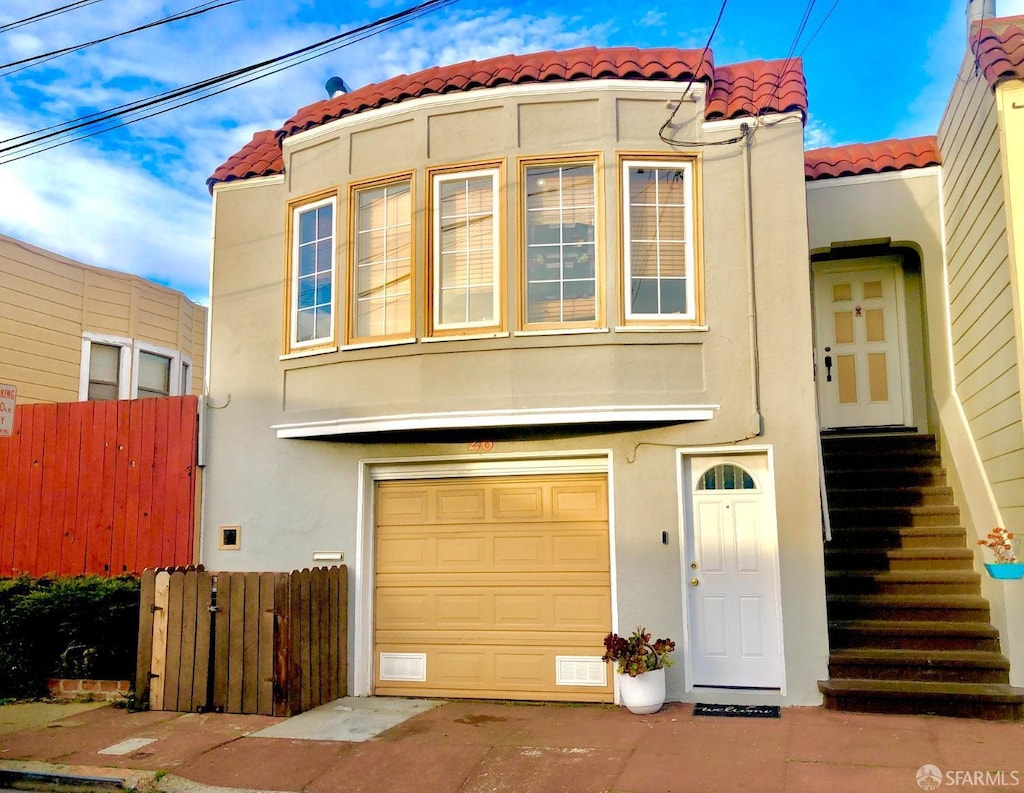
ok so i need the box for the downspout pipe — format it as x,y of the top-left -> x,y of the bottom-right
741,122 -> 763,437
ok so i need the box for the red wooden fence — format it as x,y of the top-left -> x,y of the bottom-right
0,396 -> 198,577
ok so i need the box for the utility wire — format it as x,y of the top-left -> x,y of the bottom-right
761,0 -> 816,113
796,0 -> 839,58
0,0 -> 457,165
0,1 -> 240,76
658,0 -> 736,148
0,0 -> 106,33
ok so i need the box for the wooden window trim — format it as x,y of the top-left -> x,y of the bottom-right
518,153 -> 604,332
426,160 -> 506,337
617,152 -> 704,327
346,171 -> 416,346
283,189 -> 339,355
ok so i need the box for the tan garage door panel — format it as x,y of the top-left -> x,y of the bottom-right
374,474 -> 612,701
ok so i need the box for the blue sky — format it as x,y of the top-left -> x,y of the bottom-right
0,0 -> 1020,303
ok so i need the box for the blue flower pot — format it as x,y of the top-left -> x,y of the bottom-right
984,563 -> 1024,580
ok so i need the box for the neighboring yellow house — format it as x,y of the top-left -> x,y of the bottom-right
0,233 -> 206,404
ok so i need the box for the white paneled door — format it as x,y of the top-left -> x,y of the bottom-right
685,454 -> 783,689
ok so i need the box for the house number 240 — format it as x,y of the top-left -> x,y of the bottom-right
468,440 -> 494,451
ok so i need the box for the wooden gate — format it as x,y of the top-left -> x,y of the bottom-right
136,566 -> 347,716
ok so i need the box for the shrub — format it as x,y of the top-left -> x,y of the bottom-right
0,575 -> 140,699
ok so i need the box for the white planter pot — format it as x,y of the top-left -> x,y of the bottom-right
617,667 -> 666,714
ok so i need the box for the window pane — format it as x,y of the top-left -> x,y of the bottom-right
88,382 -> 119,401
89,343 -> 120,383
138,351 -> 170,397
434,171 -> 497,328
353,180 -> 411,340
523,162 -> 598,325
625,163 -> 693,319
660,278 -> 687,314
293,198 -> 335,345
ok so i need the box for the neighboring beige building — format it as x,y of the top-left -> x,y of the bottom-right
0,233 -> 206,404
204,48 -> 829,707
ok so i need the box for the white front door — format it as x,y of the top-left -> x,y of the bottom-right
684,454 -> 784,689
814,258 -> 911,429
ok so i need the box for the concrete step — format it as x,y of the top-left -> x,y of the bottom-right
824,467 -> 948,489
818,678 -> 1024,721
825,569 -> 981,596
828,620 -> 1002,652
826,593 -> 992,623
826,486 -> 954,508
822,448 -> 941,470
820,433 -> 937,454
826,525 -> 968,550
824,547 -> 975,572
828,648 -> 1010,684
829,505 -> 961,529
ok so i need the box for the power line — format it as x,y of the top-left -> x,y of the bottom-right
0,0 -> 106,33
797,0 -> 840,58
0,0 -> 458,165
0,1 -> 241,76
658,0 -> 733,148
762,0 -> 816,113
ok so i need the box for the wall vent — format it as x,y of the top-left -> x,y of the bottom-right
379,652 -> 427,682
555,656 -> 606,686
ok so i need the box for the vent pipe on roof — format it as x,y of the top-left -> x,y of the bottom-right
966,0 -> 996,28
325,76 -> 351,99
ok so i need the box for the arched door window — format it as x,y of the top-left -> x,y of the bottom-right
696,463 -> 757,491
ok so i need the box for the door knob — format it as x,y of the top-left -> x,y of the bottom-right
690,577 -> 699,587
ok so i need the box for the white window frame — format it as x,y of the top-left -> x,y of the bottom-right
621,159 -> 697,323
78,333 -> 191,400
79,333 -> 132,401
132,341 -> 186,399
431,167 -> 501,333
289,195 -> 338,350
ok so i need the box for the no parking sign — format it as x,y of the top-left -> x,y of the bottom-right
0,383 -> 16,437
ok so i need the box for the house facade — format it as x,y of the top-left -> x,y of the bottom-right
204,48 -> 830,706
0,233 -> 206,404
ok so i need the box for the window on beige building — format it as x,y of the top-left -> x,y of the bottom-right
351,177 -> 413,343
288,194 -> 336,351
621,158 -> 698,324
522,158 -> 600,328
430,167 -> 502,334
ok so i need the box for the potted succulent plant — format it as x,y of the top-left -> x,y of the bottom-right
978,527 -> 1024,580
601,626 -> 675,714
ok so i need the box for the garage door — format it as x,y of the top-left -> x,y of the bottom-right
374,473 -> 612,701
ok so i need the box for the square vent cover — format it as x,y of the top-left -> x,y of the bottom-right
379,652 -> 427,682
556,656 -> 607,686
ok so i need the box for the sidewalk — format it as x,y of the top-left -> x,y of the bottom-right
1,698 -> 1022,793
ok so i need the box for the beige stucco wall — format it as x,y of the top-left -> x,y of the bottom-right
0,234 -> 207,403
204,80 -> 827,704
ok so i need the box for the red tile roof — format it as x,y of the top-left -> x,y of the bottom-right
971,14 -> 1024,87
209,47 -> 807,190
804,136 -> 942,182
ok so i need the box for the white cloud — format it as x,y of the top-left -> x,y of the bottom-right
803,117 -> 836,150
639,10 -> 666,29
0,3 -> 605,303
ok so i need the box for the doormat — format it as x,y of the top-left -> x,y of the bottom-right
693,703 -> 781,718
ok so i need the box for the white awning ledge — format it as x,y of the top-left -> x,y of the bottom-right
273,404 -> 718,439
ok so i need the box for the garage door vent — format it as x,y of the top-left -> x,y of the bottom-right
380,652 -> 427,682
556,656 -> 607,687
